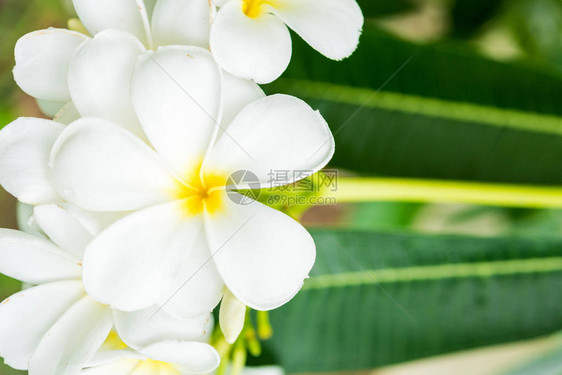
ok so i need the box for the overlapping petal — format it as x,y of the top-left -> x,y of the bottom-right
68,30 -> 146,137
210,0 -> 292,84
51,118 -> 176,211
37,99 -> 67,118
33,204 -> 96,260
0,229 -> 81,284
204,94 -> 334,187
0,118 -> 65,204
114,307 -> 212,349
161,233 -> 224,319
16,202 -> 40,235
29,296 -> 113,375
72,0 -> 152,46
82,201 -> 204,312
139,341 -> 220,374
205,196 -> 316,310
131,46 -> 222,176
13,28 -> 88,102
151,0 -> 212,48
81,358 -> 141,375
220,71 -> 265,128
54,103 -> 81,125
0,281 -> 84,370
272,0 -> 363,60
83,340 -> 220,375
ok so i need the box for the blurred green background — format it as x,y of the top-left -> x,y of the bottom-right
1,0 -> 562,374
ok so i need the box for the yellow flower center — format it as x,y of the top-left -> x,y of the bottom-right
102,331 -> 128,350
173,164 -> 226,216
139,360 -> 181,374
242,0 -> 277,18
101,332 -> 181,374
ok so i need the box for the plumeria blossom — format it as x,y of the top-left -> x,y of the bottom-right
50,47 -> 334,331
210,0 -> 364,83
83,350 -> 285,375
0,99 -> 83,208
82,334 -> 221,375
0,109 -> 125,236
0,117 -> 67,206
13,0 -> 213,122
0,204 -> 219,374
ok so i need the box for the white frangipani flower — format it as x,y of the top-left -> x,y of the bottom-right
0,102 -> 83,207
0,117 -> 66,205
82,340 -> 220,375
0,114 -> 122,234
210,0 -> 364,83
83,354 -> 285,375
0,205 -> 218,374
13,0 -> 213,120
50,47 -> 334,321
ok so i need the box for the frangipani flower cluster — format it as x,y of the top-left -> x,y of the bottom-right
0,0 -> 363,373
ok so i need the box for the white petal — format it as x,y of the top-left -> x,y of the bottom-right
72,0 -> 151,46
210,1 -> 291,83
37,99 -> 67,118
131,46 -> 222,176
82,201 -> 203,312
242,366 -> 285,375
33,204 -> 95,260
51,118 -> 176,211
0,118 -> 64,204
82,358 -> 142,375
219,289 -> 246,343
16,202 -> 41,235
220,71 -> 265,128
29,296 -> 113,375
54,102 -> 81,125
151,0 -> 212,48
0,280 -> 84,370
87,211 -> 132,233
140,341 -> 220,374
272,0 -> 363,60
204,94 -> 334,187
0,228 -> 81,284
68,30 -> 146,138
206,196 -> 315,310
86,348 -> 144,368
13,28 -> 88,102
162,232 -> 224,319
115,307 -> 212,349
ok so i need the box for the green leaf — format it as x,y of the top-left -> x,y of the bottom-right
263,229 -> 562,372
348,201 -> 421,230
450,0 -> 505,38
507,0 -> 562,66
357,0 -> 416,18
265,27 -> 562,185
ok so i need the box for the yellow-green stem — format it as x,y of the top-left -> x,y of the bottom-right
256,311 -> 273,340
230,340 -> 247,375
326,177 -> 562,209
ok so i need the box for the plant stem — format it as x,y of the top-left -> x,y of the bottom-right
326,177 -> 562,209
256,310 -> 273,340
